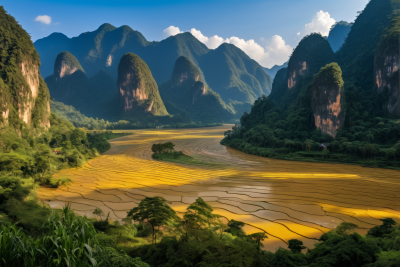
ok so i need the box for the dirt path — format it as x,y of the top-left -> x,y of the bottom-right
38,125 -> 400,251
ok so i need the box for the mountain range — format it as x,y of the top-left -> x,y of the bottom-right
34,25 -> 272,109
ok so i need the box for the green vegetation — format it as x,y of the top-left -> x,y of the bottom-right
104,197 -> 400,267
0,6 -> 50,130
54,51 -> 85,75
46,52 -> 116,119
222,0 -> 400,169
0,188 -> 398,266
159,56 -> 235,123
151,141 -> 216,166
118,53 -> 169,117
151,141 -> 187,160
51,98 -> 223,130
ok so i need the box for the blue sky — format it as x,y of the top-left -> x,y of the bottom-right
2,0 -> 370,67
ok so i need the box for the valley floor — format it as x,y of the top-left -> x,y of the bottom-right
38,125 -> 400,251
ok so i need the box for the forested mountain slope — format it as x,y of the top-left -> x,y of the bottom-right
45,51 -> 117,118
222,0 -> 400,169
159,56 -> 235,123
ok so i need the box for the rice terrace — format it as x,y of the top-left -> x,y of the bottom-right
38,125 -> 400,250
3,0 -> 400,265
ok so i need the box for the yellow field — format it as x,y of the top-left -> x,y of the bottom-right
38,125 -> 400,251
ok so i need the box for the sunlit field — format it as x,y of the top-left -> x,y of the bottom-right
38,125 -> 400,251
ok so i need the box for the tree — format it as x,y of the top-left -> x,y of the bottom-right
182,197 -> 217,240
288,239 -> 306,253
366,132 -> 374,143
385,148 -> 396,160
226,219 -> 246,236
335,222 -> 358,236
381,218 -> 397,228
250,232 -> 268,252
127,197 -> 177,244
284,139 -> 295,153
93,207 -> 104,220
303,139 -> 313,152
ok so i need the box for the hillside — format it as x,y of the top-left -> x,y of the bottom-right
326,21 -> 352,52
222,0 -> 400,169
0,6 -> 50,131
118,53 -> 169,119
159,56 -> 234,122
45,51 -> 117,117
34,25 -> 272,110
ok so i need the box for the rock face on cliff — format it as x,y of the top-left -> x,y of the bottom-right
53,51 -> 85,80
374,30 -> 400,115
159,56 -> 234,122
287,33 -> 335,90
0,6 -> 50,130
311,63 -> 346,137
45,52 -> 117,117
118,53 -> 168,117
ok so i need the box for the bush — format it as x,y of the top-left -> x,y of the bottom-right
49,176 -> 73,188
135,223 -> 151,238
0,176 -> 30,204
95,247 -> 149,267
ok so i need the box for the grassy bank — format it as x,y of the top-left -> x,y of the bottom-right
221,137 -> 400,170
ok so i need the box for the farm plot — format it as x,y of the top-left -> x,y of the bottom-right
38,125 -> 400,251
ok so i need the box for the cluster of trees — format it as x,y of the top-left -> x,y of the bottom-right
91,197 -> 400,267
52,98 -> 223,130
151,142 -> 186,160
221,0 -> 400,168
1,190 -> 399,266
0,112 -> 127,229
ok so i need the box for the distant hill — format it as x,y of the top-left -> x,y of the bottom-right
263,62 -> 288,79
45,51 -> 117,118
327,21 -> 352,52
34,24 -> 272,109
159,56 -> 234,123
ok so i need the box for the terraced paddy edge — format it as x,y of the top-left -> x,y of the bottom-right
38,125 -> 400,251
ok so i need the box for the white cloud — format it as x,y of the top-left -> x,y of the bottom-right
163,26 -> 182,38
34,15 -> 51,25
189,28 -> 292,68
297,32 -> 300,36
304,10 -> 335,36
190,28 -> 225,49
53,22 -> 60,26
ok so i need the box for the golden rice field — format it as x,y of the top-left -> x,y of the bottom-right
38,125 -> 400,251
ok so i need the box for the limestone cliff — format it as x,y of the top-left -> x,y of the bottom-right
118,53 -> 168,116
287,33 -> 335,90
159,56 -> 234,122
45,51 -> 117,118
54,51 -> 85,80
374,33 -> 400,115
0,6 -> 50,130
311,63 -> 346,137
